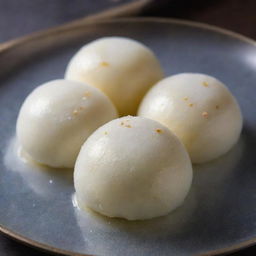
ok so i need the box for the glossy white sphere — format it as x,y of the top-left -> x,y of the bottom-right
65,37 -> 163,116
16,79 -> 118,168
138,73 -> 243,163
74,116 -> 192,220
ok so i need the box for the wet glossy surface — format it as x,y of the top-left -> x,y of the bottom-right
0,19 -> 256,255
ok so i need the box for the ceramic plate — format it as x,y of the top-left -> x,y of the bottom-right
0,18 -> 256,256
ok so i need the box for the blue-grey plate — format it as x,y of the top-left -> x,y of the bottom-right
0,18 -> 256,256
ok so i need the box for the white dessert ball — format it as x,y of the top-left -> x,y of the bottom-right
74,116 -> 193,220
16,79 -> 118,168
65,37 -> 164,116
138,73 -> 243,163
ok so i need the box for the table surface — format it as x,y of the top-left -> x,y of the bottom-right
0,0 -> 255,255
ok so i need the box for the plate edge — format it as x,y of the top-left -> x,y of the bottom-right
0,17 -> 255,55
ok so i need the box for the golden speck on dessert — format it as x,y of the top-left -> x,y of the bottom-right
100,61 -> 109,67
104,131 -> 108,135
215,105 -> 220,110
202,81 -> 209,87
121,120 -> 132,128
188,103 -> 194,107
73,109 -> 78,115
155,129 -> 163,134
183,97 -> 188,101
82,91 -> 91,99
202,111 -> 209,119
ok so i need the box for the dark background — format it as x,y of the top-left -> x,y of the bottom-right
0,0 -> 255,255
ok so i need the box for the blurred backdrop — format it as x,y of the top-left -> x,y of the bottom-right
0,0 -> 256,43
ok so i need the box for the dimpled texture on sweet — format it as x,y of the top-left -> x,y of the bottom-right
138,73 -> 243,163
74,116 -> 193,220
65,37 -> 164,116
16,79 -> 118,168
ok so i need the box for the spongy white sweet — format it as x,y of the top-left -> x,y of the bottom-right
74,116 -> 193,220
65,37 -> 163,116
16,79 -> 118,168
138,73 -> 243,163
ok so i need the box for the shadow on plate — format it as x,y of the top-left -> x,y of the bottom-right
3,136 -> 73,198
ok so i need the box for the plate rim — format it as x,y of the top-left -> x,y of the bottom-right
0,16 -> 255,54
1,17 -> 256,256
